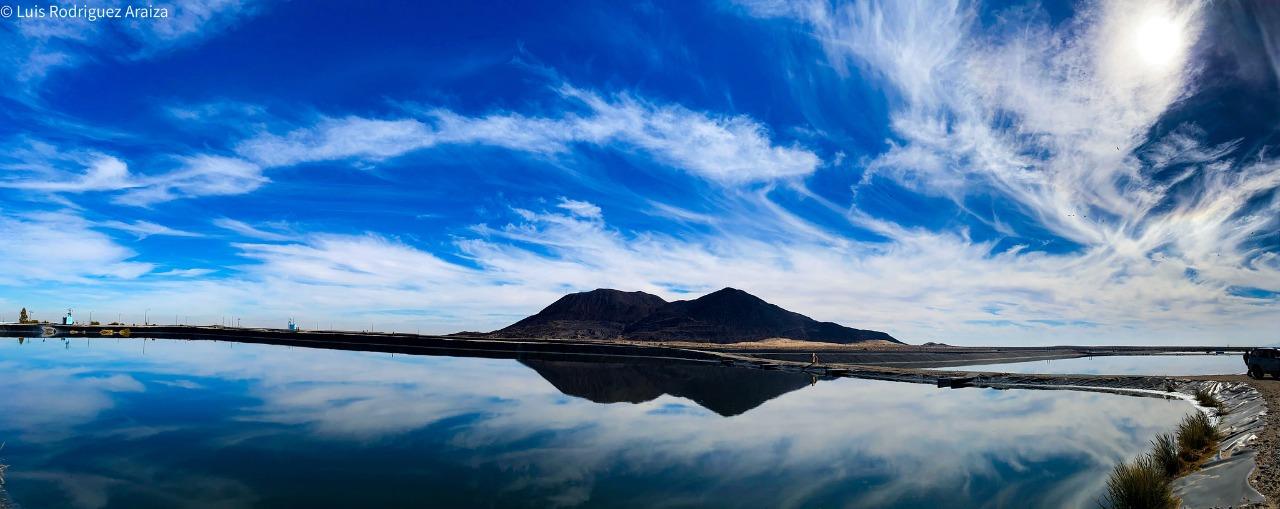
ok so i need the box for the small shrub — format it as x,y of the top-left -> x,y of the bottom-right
1177,411 -> 1219,458
1101,455 -> 1177,509
1149,432 -> 1179,477
1191,386 -> 1227,414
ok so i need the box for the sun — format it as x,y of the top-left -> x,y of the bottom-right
1131,14 -> 1185,69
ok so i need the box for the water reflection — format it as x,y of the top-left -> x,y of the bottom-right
930,354 -> 1246,375
521,359 -> 816,416
0,338 -> 1193,508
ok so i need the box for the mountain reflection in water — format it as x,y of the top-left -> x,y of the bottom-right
0,337 -> 1193,508
521,359 -> 817,416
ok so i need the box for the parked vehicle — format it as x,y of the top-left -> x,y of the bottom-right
1244,348 -> 1280,379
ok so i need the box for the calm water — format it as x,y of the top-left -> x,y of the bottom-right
928,354 -> 1246,375
0,337 -> 1195,508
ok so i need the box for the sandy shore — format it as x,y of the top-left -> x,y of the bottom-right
1244,377 -> 1280,508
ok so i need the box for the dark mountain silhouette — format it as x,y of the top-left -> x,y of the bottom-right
624,287 -> 898,344
520,359 -> 817,416
491,289 -> 668,339
489,287 -> 897,344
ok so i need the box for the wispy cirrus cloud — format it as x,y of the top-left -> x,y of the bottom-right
236,86 -> 821,184
731,0 -> 1280,332
60,196 -> 1276,344
0,149 -> 267,206
1,0 -> 1275,347
98,220 -> 202,240
0,0 -> 265,91
0,211 -> 154,283
152,268 -> 217,278
2,83 -> 819,208
212,218 -> 295,242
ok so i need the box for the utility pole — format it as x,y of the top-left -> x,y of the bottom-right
144,308 -> 150,326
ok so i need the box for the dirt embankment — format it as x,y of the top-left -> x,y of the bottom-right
1248,378 -> 1280,508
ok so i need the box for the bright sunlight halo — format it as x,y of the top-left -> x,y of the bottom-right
1132,13 -> 1184,69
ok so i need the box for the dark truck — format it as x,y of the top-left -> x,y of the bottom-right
1244,348 -> 1280,379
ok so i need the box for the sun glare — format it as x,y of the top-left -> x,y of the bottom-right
1132,14 -> 1184,69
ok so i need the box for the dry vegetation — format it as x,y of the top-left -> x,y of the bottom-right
1192,386 -> 1229,414
1101,411 -> 1222,509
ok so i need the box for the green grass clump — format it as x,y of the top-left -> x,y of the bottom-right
1176,411 -> 1219,459
1101,411 -> 1223,507
1101,455 -> 1178,509
1191,386 -> 1228,414
1149,432 -> 1180,478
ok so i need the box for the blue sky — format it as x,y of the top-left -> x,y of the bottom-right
0,0 -> 1277,345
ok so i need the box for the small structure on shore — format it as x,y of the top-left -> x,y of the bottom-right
61,309 -> 75,325
288,318 -> 299,332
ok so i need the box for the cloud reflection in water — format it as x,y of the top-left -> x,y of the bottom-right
0,338 -> 1192,508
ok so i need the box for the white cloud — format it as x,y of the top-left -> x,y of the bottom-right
0,0 -> 262,90
98,220 -> 201,239
0,149 -> 268,206
138,0 -> 259,47
236,117 -> 436,168
555,197 -> 603,219
2,2 -> 1274,347
152,268 -> 217,277
115,155 -> 267,205
235,86 -> 822,184
0,212 -> 154,283
724,0 -> 1280,338
212,218 -> 294,241
4,84 -> 817,207
50,196 -> 1276,345
0,155 -> 136,192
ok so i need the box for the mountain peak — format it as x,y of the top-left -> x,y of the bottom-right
489,286 -> 898,344
490,288 -> 667,339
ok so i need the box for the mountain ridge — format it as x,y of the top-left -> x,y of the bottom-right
490,287 -> 898,344
490,289 -> 668,340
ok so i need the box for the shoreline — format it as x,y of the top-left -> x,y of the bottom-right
0,323 -> 1248,366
